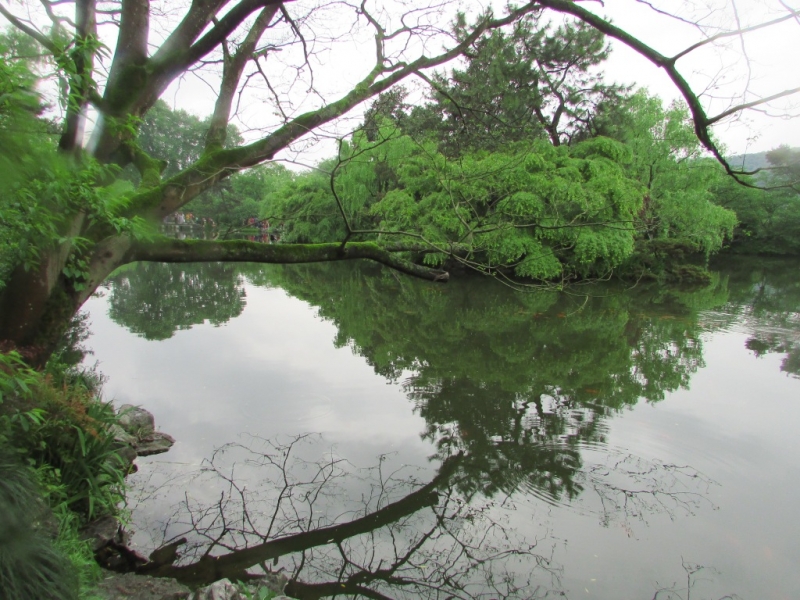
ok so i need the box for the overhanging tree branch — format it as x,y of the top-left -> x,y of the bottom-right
128,238 -> 450,282
536,0 -> 800,184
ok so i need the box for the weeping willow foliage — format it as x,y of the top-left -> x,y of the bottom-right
613,92 -> 738,256
270,124 -> 644,280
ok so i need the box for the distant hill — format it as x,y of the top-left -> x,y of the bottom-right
727,151 -> 772,173
728,147 -> 800,173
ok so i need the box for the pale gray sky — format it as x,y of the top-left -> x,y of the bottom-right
597,0 -> 800,155
7,0 -> 798,161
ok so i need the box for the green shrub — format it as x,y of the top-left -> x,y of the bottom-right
0,351 -> 126,521
51,504 -> 103,599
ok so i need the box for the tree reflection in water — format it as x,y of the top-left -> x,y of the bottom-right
104,259 -> 800,597
131,434 -> 712,598
106,262 -> 246,340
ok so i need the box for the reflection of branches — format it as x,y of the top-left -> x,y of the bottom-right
139,435 -> 560,598
577,452 -> 717,535
651,559 -> 742,600
130,430 -> 717,599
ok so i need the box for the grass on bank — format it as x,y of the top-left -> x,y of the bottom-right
1,350 -> 127,599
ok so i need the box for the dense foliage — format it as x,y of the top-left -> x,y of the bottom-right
714,146 -> 800,255
0,349 -> 125,598
264,85 -> 741,281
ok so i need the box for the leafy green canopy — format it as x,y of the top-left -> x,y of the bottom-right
425,15 -> 623,152
271,125 -> 643,280
0,30 -> 150,291
0,31 -> 61,284
265,34 -> 737,283
605,92 -> 737,256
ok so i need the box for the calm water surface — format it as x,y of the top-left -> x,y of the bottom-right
80,258 -> 800,599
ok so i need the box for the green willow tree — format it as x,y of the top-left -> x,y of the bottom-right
601,92 -> 738,273
0,0 -> 796,361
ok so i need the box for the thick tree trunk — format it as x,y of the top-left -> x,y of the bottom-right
0,234 -> 131,366
0,262 -> 82,365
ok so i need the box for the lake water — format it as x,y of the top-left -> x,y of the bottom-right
80,257 -> 800,599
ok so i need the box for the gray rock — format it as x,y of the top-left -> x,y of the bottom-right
191,579 -> 245,600
135,431 -> 176,456
111,444 -> 139,472
117,404 -> 155,436
81,516 -> 120,552
109,423 -> 138,447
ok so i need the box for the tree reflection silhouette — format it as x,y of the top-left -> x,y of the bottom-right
107,262 -> 246,340
138,435 -> 710,598
264,263 -> 720,503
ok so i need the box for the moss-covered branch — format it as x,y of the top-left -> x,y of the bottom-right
129,238 -> 449,282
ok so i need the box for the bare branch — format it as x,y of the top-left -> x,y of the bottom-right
205,5 -> 280,149
0,5 -> 57,53
708,85 -> 800,125
670,10 -> 800,62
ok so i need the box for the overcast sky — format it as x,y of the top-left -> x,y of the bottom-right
596,0 -> 800,155
8,0 -> 798,161
231,0 -> 797,163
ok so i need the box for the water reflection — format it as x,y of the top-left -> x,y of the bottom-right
136,434 -> 710,598
96,258 -> 800,597
718,257 -> 800,377
255,264 -> 724,503
102,260 -> 800,506
106,262 -> 246,340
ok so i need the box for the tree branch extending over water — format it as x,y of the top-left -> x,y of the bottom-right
129,238 -> 450,282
